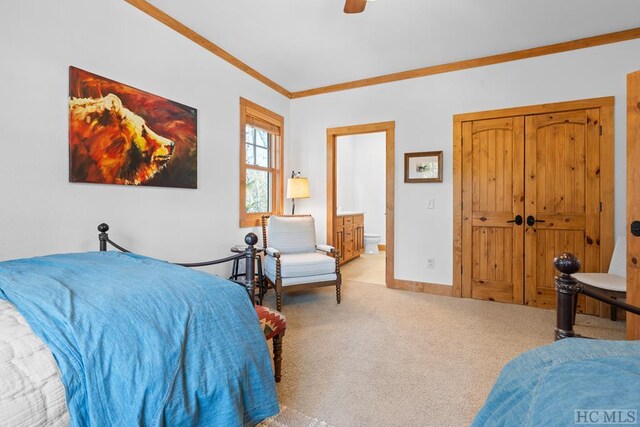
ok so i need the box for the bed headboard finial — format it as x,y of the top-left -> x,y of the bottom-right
554,252 -> 581,341
553,252 -> 581,276
245,232 -> 258,246
98,223 -> 110,251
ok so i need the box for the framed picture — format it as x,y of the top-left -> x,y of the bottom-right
404,151 -> 443,183
69,66 -> 197,188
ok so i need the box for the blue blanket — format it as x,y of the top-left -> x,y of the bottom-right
473,338 -> 640,426
0,252 -> 278,426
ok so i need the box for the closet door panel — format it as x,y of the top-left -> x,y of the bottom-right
462,117 -> 525,303
524,109 -> 601,311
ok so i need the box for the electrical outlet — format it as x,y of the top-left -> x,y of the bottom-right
427,258 -> 435,269
427,199 -> 435,209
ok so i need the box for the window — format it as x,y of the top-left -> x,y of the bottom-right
239,98 -> 284,227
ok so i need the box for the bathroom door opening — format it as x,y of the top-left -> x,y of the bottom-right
326,122 -> 395,287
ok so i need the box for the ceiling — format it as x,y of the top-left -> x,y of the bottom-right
147,0 -> 640,92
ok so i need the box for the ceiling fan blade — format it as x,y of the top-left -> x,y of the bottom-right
344,0 -> 366,14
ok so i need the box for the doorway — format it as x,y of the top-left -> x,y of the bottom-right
453,97 -> 614,315
326,122 -> 395,287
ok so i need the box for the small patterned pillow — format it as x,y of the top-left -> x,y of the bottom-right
255,305 -> 287,340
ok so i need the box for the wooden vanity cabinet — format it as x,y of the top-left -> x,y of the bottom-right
335,213 -> 364,265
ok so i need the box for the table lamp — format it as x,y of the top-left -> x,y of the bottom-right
286,171 -> 310,215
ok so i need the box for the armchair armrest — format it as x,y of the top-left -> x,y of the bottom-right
265,247 -> 281,257
316,244 -> 335,254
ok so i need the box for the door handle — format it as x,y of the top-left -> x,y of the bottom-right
526,215 -> 546,226
632,220 -> 640,237
507,215 -> 523,225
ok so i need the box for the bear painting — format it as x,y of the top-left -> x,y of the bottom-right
69,67 -> 197,188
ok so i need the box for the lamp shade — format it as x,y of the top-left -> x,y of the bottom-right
286,178 -> 310,199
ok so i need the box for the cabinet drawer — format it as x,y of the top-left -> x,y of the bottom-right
335,217 -> 344,227
345,230 -> 353,242
344,216 -> 353,225
345,247 -> 354,259
353,215 -> 364,225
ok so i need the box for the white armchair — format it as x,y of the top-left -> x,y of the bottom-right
573,236 -> 626,320
261,215 -> 342,311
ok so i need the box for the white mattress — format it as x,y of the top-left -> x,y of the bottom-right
0,299 -> 69,427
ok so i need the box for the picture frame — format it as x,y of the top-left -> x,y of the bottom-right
404,151 -> 443,183
69,66 -> 198,188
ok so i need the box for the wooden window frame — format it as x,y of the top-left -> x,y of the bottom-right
239,98 -> 284,228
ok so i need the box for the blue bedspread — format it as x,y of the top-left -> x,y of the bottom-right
0,252 -> 278,426
473,338 -> 640,426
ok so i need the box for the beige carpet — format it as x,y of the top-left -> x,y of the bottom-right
265,280 -> 625,427
341,253 -> 386,285
259,406 -> 333,427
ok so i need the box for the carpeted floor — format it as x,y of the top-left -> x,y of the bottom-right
265,280 -> 625,427
341,253 -> 386,286
259,406 -> 333,427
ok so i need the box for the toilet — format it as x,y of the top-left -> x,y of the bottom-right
364,234 -> 381,254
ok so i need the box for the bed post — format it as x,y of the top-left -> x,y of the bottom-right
98,223 -> 110,252
244,233 -> 258,305
554,252 -> 581,340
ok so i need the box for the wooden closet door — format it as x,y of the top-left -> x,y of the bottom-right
524,109 -> 601,310
462,117 -> 525,303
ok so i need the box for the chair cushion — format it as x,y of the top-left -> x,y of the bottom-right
573,273 -> 626,293
265,252 -> 336,279
255,305 -> 286,340
266,216 -> 317,254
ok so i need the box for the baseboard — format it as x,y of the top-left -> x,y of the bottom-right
389,279 -> 453,297
378,244 -> 386,251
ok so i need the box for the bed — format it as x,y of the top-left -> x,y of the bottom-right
0,225 -> 279,426
473,252 -> 640,426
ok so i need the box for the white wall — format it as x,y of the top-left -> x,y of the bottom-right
291,39 -> 640,286
3,2 -> 639,284
336,135 -> 357,212
336,133 -> 386,242
0,0 -> 290,273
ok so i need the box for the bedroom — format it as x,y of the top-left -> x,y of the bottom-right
2,0 -> 640,426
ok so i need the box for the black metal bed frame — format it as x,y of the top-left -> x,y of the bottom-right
554,252 -> 640,340
97,223 -> 258,302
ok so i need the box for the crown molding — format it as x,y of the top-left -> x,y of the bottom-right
290,27 -> 640,98
123,1 -> 640,101
124,0 -> 292,98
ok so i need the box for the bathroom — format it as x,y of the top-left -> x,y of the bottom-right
336,132 -> 386,285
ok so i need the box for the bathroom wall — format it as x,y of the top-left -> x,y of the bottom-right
336,133 -> 386,243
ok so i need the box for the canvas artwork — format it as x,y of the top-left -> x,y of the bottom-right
68,66 -> 197,188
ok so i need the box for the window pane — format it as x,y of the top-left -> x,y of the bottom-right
246,169 -> 271,213
256,146 -> 270,168
245,143 -> 255,165
256,129 -> 269,148
245,125 -> 254,144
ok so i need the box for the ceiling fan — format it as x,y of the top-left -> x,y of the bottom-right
344,0 -> 367,14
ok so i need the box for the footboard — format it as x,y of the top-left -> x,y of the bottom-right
553,252 -> 640,339
97,223 -> 258,302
